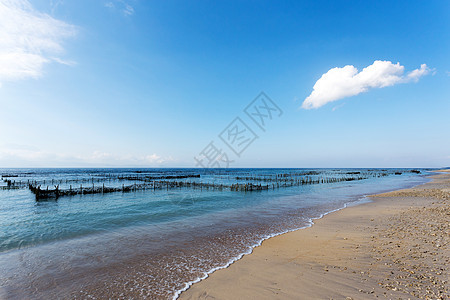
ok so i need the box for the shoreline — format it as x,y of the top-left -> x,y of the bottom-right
173,198 -> 354,299
173,175 -> 429,299
180,171 -> 449,299
173,191 -> 405,299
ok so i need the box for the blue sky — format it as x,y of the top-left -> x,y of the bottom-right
0,0 -> 449,168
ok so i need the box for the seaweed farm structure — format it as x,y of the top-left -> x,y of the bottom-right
0,169 -> 423,201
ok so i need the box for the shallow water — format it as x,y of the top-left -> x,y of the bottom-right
0,168 -> 429,299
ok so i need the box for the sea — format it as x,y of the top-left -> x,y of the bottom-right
0,168 -> 430,299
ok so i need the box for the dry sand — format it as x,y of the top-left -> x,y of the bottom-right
181,171 -> 449,300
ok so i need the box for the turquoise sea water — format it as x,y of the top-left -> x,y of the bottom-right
0,168 -> 429,299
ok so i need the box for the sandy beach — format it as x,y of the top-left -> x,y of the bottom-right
181,171 -> 449,300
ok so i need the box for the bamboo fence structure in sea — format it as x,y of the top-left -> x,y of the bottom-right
0,169 -> 422,201
26,174 -> 375,200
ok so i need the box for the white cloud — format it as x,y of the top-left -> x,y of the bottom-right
105,0 -> 134,16
51,57 -> 77,66
88,151 -> 168,165
105,2 -> 115,9
50,0 -> 63,14
123,4 -> 134,16
0,0 -> 76,85
302,60 -> 433,109
332,103 -> 345,112
0,146 -> 172,167
406,64 -> 432,82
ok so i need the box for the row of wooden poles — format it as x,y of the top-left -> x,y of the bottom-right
29,181 -> 270,199
1,174 -> 202,188
27,174 -> 372,200
3,171 -> 387,191
235,173 -> 388,183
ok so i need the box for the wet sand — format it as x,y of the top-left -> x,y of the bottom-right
181,171 -> 449,299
